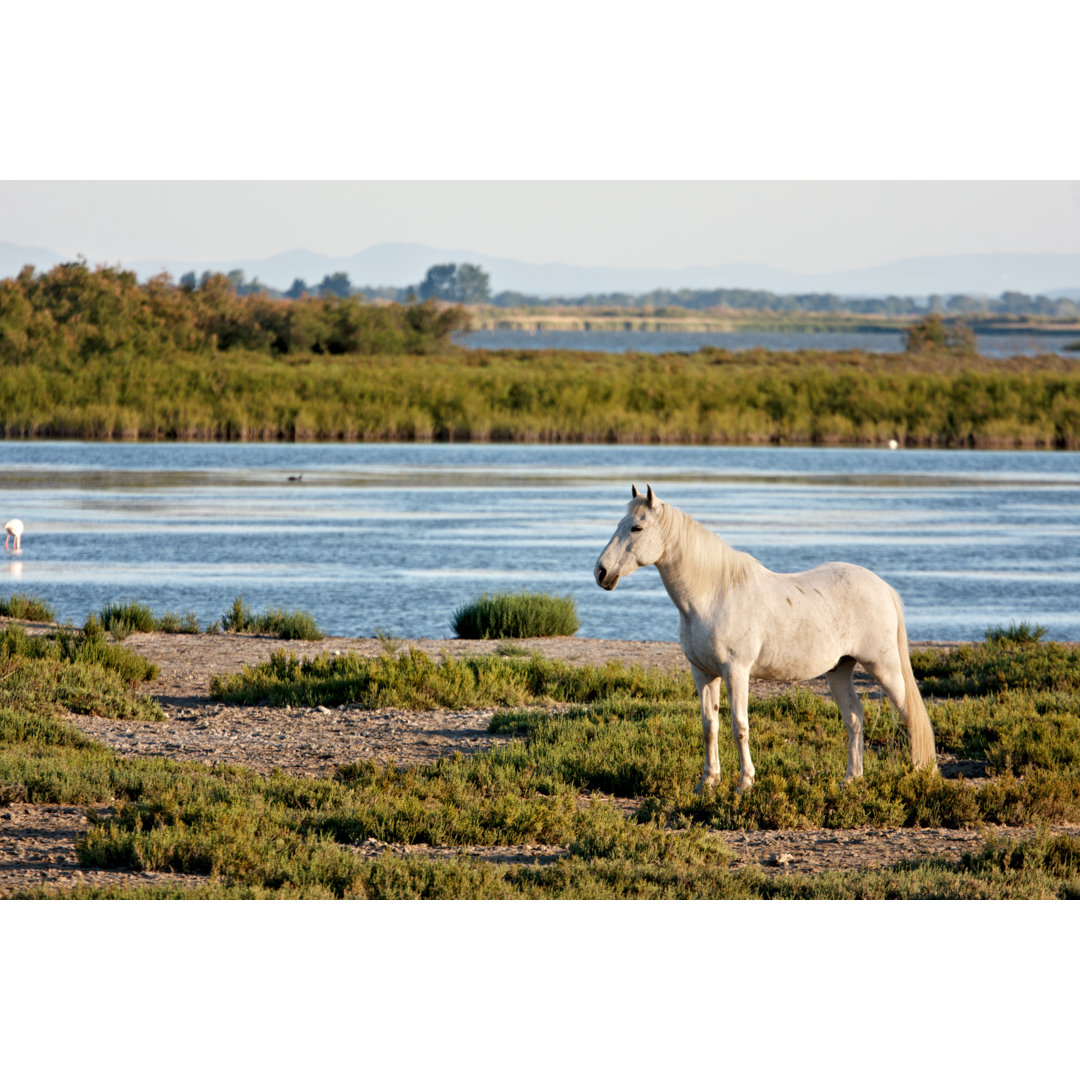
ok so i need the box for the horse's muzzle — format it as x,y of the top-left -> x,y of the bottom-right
595,563 -> 618,590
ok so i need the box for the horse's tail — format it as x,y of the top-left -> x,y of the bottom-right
891,588 -> 937,770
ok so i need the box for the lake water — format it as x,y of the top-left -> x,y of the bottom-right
2,442 -> 1078,643
456,328 -> 1080,357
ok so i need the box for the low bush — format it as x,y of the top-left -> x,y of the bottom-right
452,590 -> 579,639
219,596 -> 325,640
210,648 -> 694,710
98,601 -> 204,638
99,601 -> 158,639
155,610 -> 202,634
912,627 -> 1080,696
986,620 -> 1048,645
0,593 -> 56,622
0,623 -> 161,725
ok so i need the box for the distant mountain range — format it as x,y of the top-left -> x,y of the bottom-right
3,240 -> 1079,300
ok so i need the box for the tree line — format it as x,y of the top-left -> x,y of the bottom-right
177,263 -> 1080,320
1,261 -> 470,366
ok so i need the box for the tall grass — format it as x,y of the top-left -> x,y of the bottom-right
452,590 -> 580,638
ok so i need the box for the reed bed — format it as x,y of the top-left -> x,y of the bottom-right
3,327 -> 1080,448
3,346 -> 1078,447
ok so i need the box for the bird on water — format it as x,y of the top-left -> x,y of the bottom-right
4,519 -> 24,551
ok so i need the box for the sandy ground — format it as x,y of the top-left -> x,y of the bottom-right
3,629 -> 1076,895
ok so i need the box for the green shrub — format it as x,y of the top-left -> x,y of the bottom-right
211,649 -> 694,709
912,632 -> 1080,697
220,596 -> 324,640
986,620 -> 1048,645
0,593 -> 56,622
0,622 -> 161,725
99,601 -> 158,639
452,590 -> 579,639
904,313 -> 976,355
156,610 -> 202,634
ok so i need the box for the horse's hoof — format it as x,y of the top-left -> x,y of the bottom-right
694,776 -> 720,794
737,777 -> 754,793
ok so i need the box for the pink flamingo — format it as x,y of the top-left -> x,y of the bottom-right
4,519 -> 23,551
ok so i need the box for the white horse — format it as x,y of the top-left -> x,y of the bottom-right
594,485 -> 936,792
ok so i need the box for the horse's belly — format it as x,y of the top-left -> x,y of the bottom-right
751,647 -> 840,683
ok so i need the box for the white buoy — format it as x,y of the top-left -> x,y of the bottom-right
4,519 -> 23,551
888,439 -> 899,450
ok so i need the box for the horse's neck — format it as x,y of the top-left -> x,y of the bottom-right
656,507 -> 760,614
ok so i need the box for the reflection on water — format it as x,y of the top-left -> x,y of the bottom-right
1,442 -> 1078,641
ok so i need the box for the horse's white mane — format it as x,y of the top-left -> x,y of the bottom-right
629,495 -> 761,593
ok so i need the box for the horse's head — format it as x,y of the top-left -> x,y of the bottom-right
594,484 -> 666,590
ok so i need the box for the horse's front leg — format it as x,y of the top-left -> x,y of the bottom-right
826,661 -> 864,781
727,666 -> 755,791
691,666 -> 723,792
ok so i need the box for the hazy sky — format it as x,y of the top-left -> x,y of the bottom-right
2,180 -> 1078,273
3,4 -> 1077,274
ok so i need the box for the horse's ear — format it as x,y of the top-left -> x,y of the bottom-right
646,484 -> 656,507
631,484 -> 640,499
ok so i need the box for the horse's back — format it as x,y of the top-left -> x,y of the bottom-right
785,560 -> 897,602
780,561 -> 901,634
687,559 -> 903,682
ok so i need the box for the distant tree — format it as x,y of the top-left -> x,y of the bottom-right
179,271 -> 197,292
416,263 -> 490,303
494,290 -> 542,307
417,264 -> 458,301
227,269 -> 246,291
946,294 -> 988,314
355,285 -> 406,302
904,313 -> 976,355
453,263 -> 491,303
318,272 -> 352,298
997,291 -> 1032,315
285,278 -> 308,300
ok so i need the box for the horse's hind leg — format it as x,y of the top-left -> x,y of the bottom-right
826,660 -> 865,780
726,665 -> 755,792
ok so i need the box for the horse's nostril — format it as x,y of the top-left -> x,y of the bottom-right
597,564 -> 606,581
